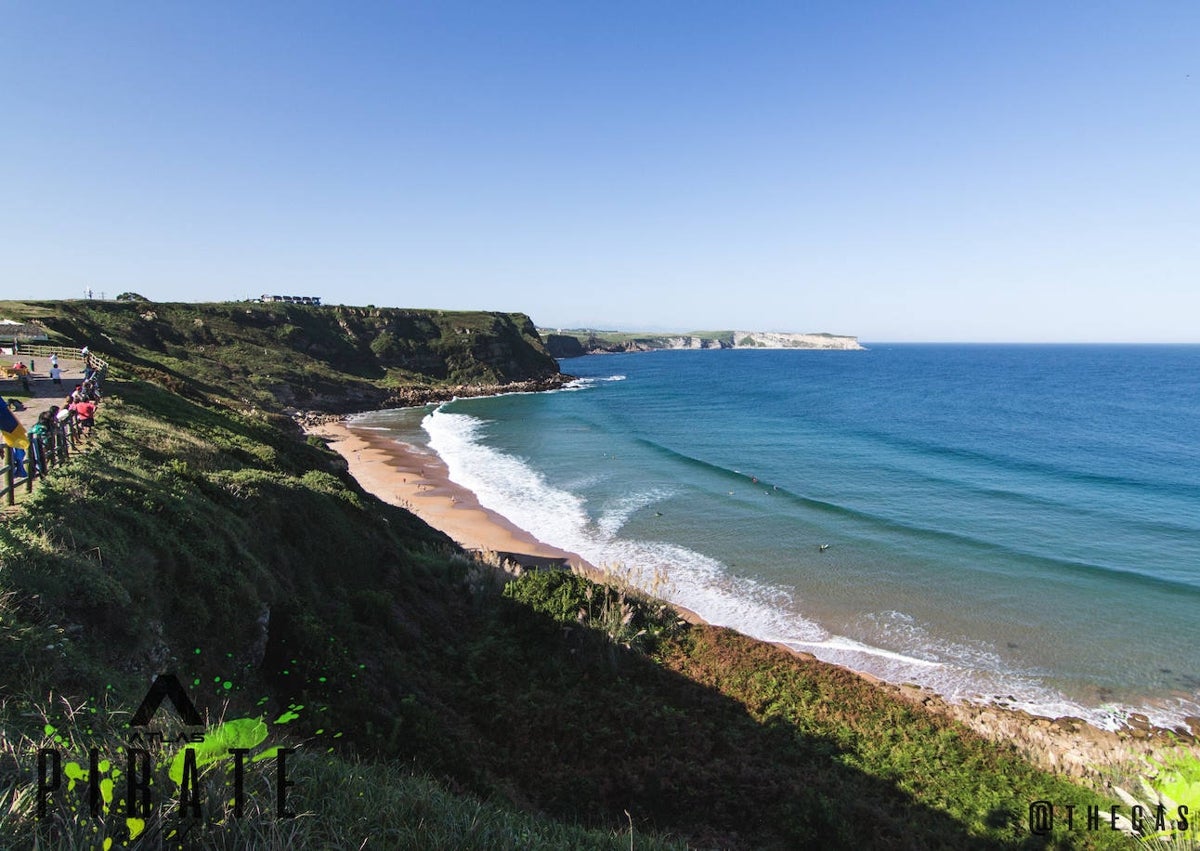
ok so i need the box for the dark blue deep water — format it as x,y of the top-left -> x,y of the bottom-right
357,345 -> 1200,728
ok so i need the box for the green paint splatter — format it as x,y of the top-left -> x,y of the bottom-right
167,717 -> 268,785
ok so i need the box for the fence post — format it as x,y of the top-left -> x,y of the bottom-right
4,445 -> 12,507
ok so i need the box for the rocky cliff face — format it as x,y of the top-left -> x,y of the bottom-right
731,331 -> 863,350
544,333 -> 587,358
661,336 -> 724,349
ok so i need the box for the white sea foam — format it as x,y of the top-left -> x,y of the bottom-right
596,488 -> 675,538
788,637 -> 942,667
562,472 -> 611,492
420,408 -> 1194,732
424,411 -> 590,548
559,374 -> 626,392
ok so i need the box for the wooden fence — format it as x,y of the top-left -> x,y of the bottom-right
6,343 -> 109,374
1,444 -> 33,506
8,343 -> 76,359
1,419 -> 85,508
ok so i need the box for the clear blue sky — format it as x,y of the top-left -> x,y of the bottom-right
2,2 -> 1197,341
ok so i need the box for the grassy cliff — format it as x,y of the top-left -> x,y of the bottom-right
3,299 -> 566,411
0,302 -> 1131,849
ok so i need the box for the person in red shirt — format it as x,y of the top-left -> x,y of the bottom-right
73,399 -> 97,430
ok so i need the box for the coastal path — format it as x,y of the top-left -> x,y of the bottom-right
1,354 -> 97,511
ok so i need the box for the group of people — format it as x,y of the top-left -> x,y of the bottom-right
7,352 -> 67,393
64,379 -> 100,431
24,406 -> 74,478
1,349 -> 102,483
30,378 -> 102,471
8,361 -> 31,394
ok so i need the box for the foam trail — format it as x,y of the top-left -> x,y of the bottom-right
596,488 -> 675,539
559,374 -> 626,392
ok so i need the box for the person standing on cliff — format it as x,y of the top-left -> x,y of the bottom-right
28,412 -> 51,477
73,398 -> 97,432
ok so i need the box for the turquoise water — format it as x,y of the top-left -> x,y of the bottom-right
354,345 -> 1200,729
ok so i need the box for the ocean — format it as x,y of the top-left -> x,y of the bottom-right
353,345 -> 1200,730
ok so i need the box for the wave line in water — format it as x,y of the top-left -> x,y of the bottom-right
631,434 -> 1200,596
840,422 -> 1200,501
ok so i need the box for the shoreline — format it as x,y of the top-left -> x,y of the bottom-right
308,416 -> 1199,784
310,418 -> 713,628
310,421 -> 594,573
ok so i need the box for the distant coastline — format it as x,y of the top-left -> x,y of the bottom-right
541,328 -> 864,357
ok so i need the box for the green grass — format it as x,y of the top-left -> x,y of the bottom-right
0,695 -> 682,850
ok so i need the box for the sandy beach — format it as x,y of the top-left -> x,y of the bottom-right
309,415 -> 1200,785
310,420 -> 598,574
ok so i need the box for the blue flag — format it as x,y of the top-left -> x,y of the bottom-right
0,396 -> 29,449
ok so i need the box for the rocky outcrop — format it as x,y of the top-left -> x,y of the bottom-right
544,334 -> 587,358
889,683 -> 1200,783
662,336 -> 726,350
381,374 -> 575,407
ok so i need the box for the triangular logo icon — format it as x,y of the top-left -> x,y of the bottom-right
129,674 -> 203,726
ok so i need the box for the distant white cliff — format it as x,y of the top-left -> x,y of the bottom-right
541,329 -> 865,357
729,332 -> 864,350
